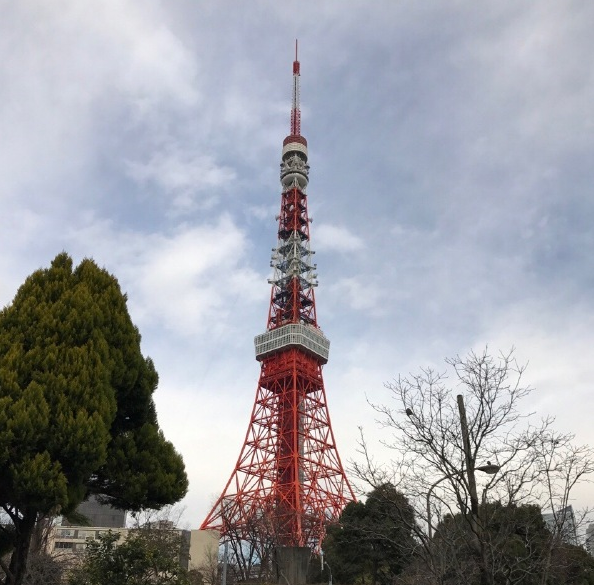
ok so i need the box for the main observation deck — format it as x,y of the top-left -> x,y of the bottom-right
254,323 -> 330,364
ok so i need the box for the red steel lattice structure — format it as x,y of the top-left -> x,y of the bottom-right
200,46 -> 355,551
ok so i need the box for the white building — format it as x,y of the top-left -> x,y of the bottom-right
50,523 -> 219,572
542,505 -> 577,546
585,523 -> 594,556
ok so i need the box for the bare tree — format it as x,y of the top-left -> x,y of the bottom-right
0,513 -> 73,585
127,505 -> 187,531
222,511 -> 276,584
352,348 -> 594,585
195,545 -> 220,585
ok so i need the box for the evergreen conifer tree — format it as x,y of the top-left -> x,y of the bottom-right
0,253 -> 188,585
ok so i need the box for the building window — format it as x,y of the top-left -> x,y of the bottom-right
57,530 -> 74,538
77,530 -> 94,540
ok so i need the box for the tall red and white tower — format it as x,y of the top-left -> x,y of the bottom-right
201,45 -> 355,562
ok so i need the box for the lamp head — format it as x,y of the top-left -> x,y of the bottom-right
476,462 -> 500,475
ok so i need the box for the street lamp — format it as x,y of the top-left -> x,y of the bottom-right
426,462 -> 500,539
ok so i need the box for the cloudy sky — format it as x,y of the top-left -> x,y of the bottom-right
2,1 -> 594,526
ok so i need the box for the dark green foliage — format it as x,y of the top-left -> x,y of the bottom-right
323,484 -> 416,585
548,544 -> 594,585
0,253 -> 188,585
67,528 -> 190,585
433,502 -> 594,585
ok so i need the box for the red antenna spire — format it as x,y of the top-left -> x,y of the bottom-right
291,39 -> 301,136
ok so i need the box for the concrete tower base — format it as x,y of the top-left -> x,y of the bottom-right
275,546 -> 311,585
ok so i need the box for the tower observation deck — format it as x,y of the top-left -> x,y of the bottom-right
200,45 -> 355,576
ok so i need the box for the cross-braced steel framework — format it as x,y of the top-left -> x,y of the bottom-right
201,44 -> 355,558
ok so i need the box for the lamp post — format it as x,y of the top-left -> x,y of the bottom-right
457,394 -> 497,585
320,554 -> 332,585
221,540 -> 229,585
324,562 -> 333,585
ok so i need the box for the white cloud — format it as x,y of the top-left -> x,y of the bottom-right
126,148 -> 236,213
131,218 -> 260,336
327,276 -> 385,315
476,299 -> 594,435
315,223 -> 364,253
59,214 -> 262,338
0,1 -> 201,208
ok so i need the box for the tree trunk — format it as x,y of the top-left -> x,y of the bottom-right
4,511 -> 37,585
539,534 -> 556,585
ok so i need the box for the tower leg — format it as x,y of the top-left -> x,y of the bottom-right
275,546 -> 311,585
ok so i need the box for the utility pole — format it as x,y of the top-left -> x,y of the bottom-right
457,394 -> 492,585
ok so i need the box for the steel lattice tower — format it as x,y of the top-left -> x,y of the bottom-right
201,45 -> 355,555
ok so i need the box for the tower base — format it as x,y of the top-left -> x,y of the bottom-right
275,546 -> 311,585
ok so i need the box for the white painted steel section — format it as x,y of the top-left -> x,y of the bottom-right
254,323 -> 330,363
282,142 -> 308,158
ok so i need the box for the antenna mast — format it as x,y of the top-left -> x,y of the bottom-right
291,39 -> 301,136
